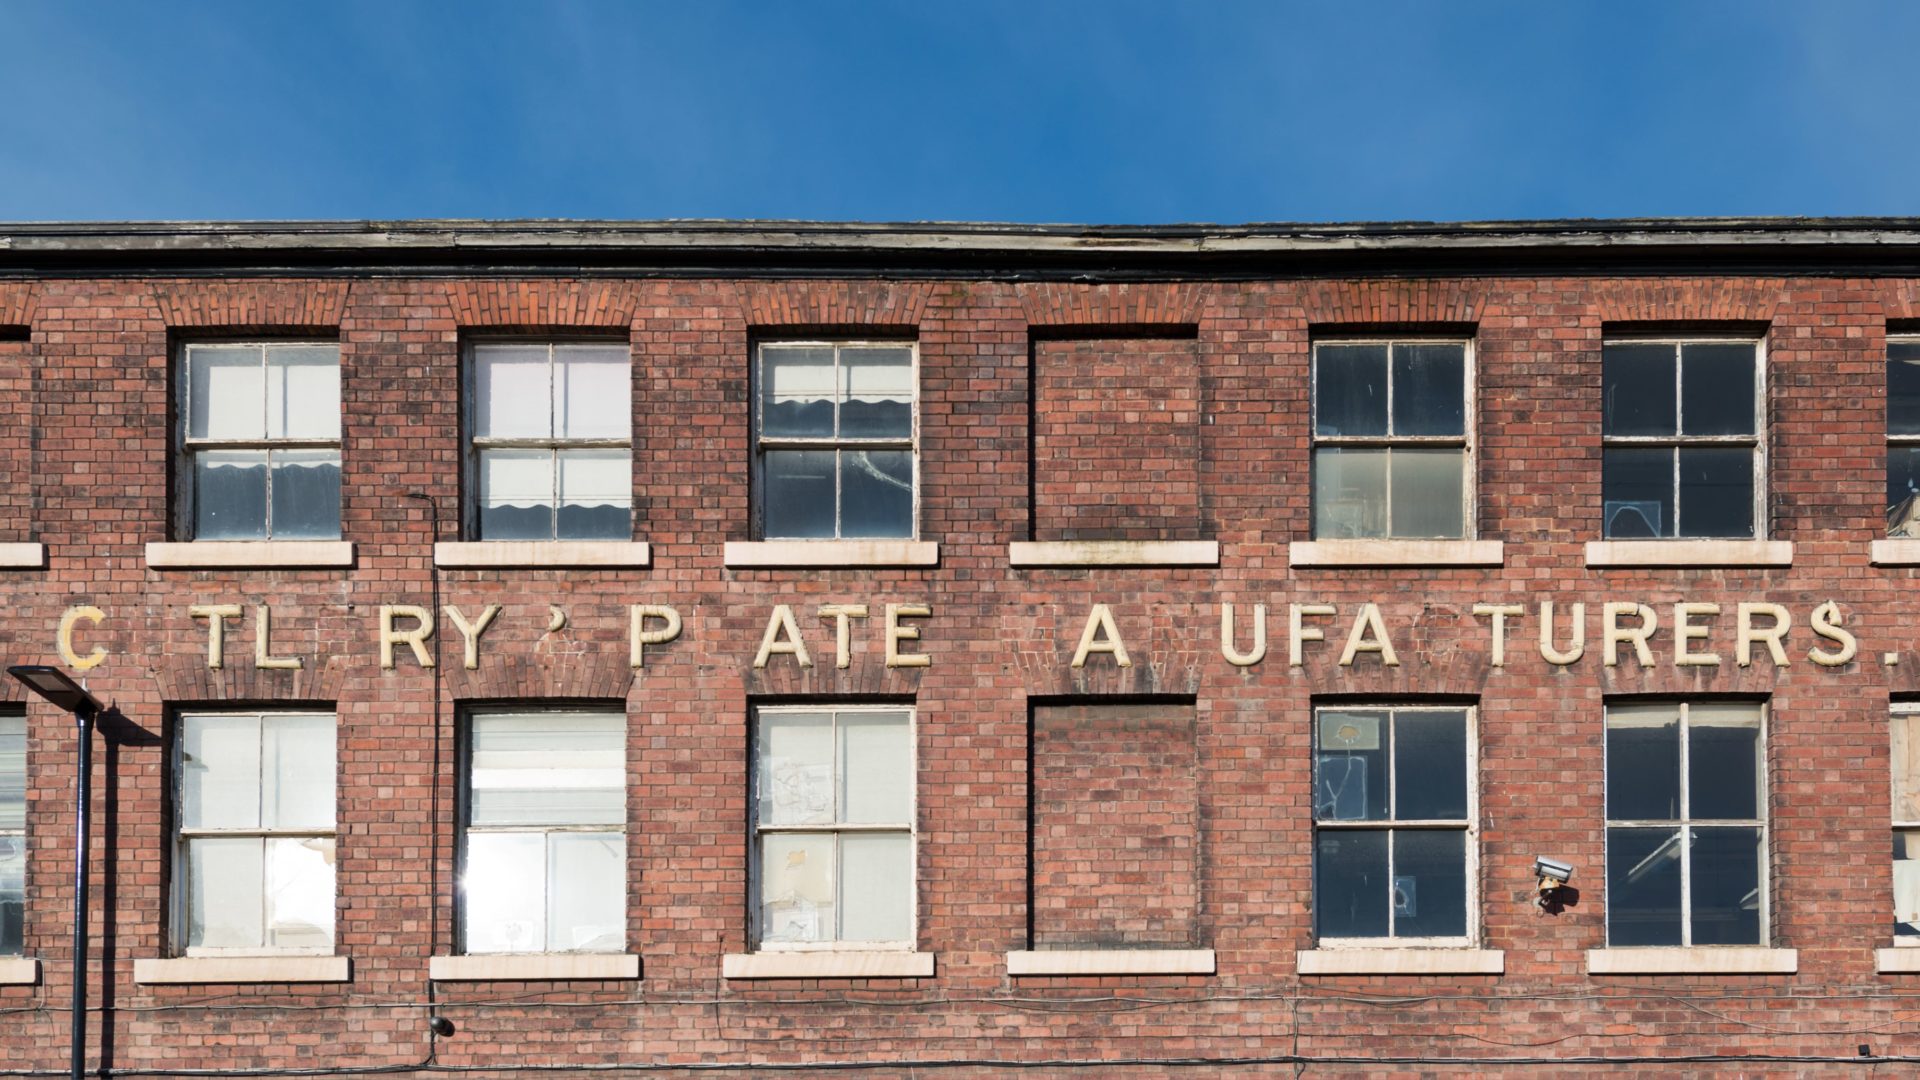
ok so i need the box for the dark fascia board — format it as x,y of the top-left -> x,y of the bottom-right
5,217 -> 1920,279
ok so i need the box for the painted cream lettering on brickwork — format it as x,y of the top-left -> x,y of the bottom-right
1809,601 -> 1858,667
754,604 -> 812,669
254,605 -> 302,671
885,604 -> 931,668
547,606 -> 568,633
1071,604 -> 1131,668
443,605 -> 502,671
1289,604 -> 1335,666
379,605 -> 435,670
1737,602 -> 1792,667
58,605 -> 106,671
1604,602 -> 1657,667
818,604 -> 868,669
188,603 -> 243,670
1473,603 -> 1525,667
1338,602 -> 1399,667
629,605 -> 682,669
1220,603 -> 1267,666
1672,603 -> 1721,667
1539,601 -> 1586,665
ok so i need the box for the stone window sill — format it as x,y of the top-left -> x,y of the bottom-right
1298,948 -> 1504,976
721,951 -> 935,979
0,544 -> 44,569
433,541 -> 651,569
723,540 -> 938,569
1876,947 -> 1920,973
1290,540 -> 1503,568
1584,540 -> 1792,569
1006,949 -> 1215,976
429,953 -> 640,981
0,957 -> 38,984
1872,539 -> 1920,566
146,541 -> 355,570
1587,947 -> 1796,975
1007,540 -> 1219,568
134,955 -> 351,984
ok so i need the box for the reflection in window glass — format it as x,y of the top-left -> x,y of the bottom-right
756,343 -> 917,540
1601,341 -> 1759,540
0,714 -> 20,955
1311,341 -> 1469,539
1893,706 -> 1920,938
1890,342 -> 1920,536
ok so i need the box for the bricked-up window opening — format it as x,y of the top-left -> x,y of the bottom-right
751,706 -> 914,949
467,343 -> 632,541
172,712 -> 336,955
1891,704 -> 1920,939
459,711 -> 625,954
1888,339 -> 1920,536
180,343 -> 342,540
1313,706 -> 1474,944
1601,340 -> 1763,539
1311,341 -> 1470,539
0,714 -> 21,955
755,343 -> 916,540
1605,702 -> 1767,946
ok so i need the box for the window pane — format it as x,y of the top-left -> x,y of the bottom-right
1606,704 -> 1680,821
1690,827 -> 1762,945
265,837 -> 335,950
554,345 -> 630,439
1314,344 -> 1388,437
474,345 -> 552,439
470,712 -> 624,827
188,837 -> 265,949
1677,447 -> 1754,538
1897,830 -> 1920,937
840,712 -> 911,824
261,714 -> 334,830
1602,447 -> 1674,538
1687,704 -> 1761,820
548,832 -> 625,952
556,449 -> 631,540
1896,713 -> 1920,822
1607,826 -> 1682,945
0,837 -> 20,955
1390,343 -> 1465,436
462,832 -> 545,954
760,833 -> 834,944
840,347 -> 913,438
1388,448 -> 1465,539
1394,710 -> 1467,820
839,450 -> 913,539
268,449 -> 341,540
1393,829 -> 1466,938
1602,343 -> 1677,436
761,347 -> 835,438
763,450 -> 835,538
1316,710 -> 1388,822
840,833 -> 912,942
1314,828 -> 1388,938
181,714 -> 261,831
195,450 -> 269,540
1891,343 -> 1920,436
478,448 -> 554,541
188,345 -> 265,440
0,716 -> 22,832
758,712 -> 834,826
1680,344 -> 1756,437
264,345 -> 341,440
1889,447 -> 1920,536
1313,447 -> 1387,539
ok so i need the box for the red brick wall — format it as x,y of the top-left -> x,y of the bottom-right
0,271 -> 1911,1074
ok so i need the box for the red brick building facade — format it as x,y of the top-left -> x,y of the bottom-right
0,219 -> 1918,1074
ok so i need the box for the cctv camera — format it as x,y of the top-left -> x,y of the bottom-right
1534,857 -> 1573,886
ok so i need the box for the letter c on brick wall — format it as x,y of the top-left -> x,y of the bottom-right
58,605 -> 106,671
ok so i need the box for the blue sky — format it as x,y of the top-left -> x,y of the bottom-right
0,2 -> 1914,225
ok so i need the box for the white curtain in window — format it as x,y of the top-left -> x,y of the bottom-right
474,346 -> 552,439
555,347 -> 630,439
265,346 -> 342,440
189,347 -> 266,440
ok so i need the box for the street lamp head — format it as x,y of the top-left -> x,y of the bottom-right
8,665 -> 102,717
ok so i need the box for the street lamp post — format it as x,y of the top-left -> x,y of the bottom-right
9,665 -> 103,1080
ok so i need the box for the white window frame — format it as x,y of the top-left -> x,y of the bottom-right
752,340 -> 921,541
1600,337 -> 1767,540
462,339 -> 635,542
170,711 -> 337,958
749,704 -> 917,953
176,341 -> 343,541
456,706 -> 629,956
1312,704 -> 1479,949
1602,700 -> 1770,947
1889,336 -> 1920,537
0,711 -> 23,958
1308,338 -> 1476,540
1892,701 -> 1920,944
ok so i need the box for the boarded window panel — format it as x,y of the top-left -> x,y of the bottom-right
1033,338 -> 1203,541
1894,712 -> 1920,822
1031,703 -> 1199,948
